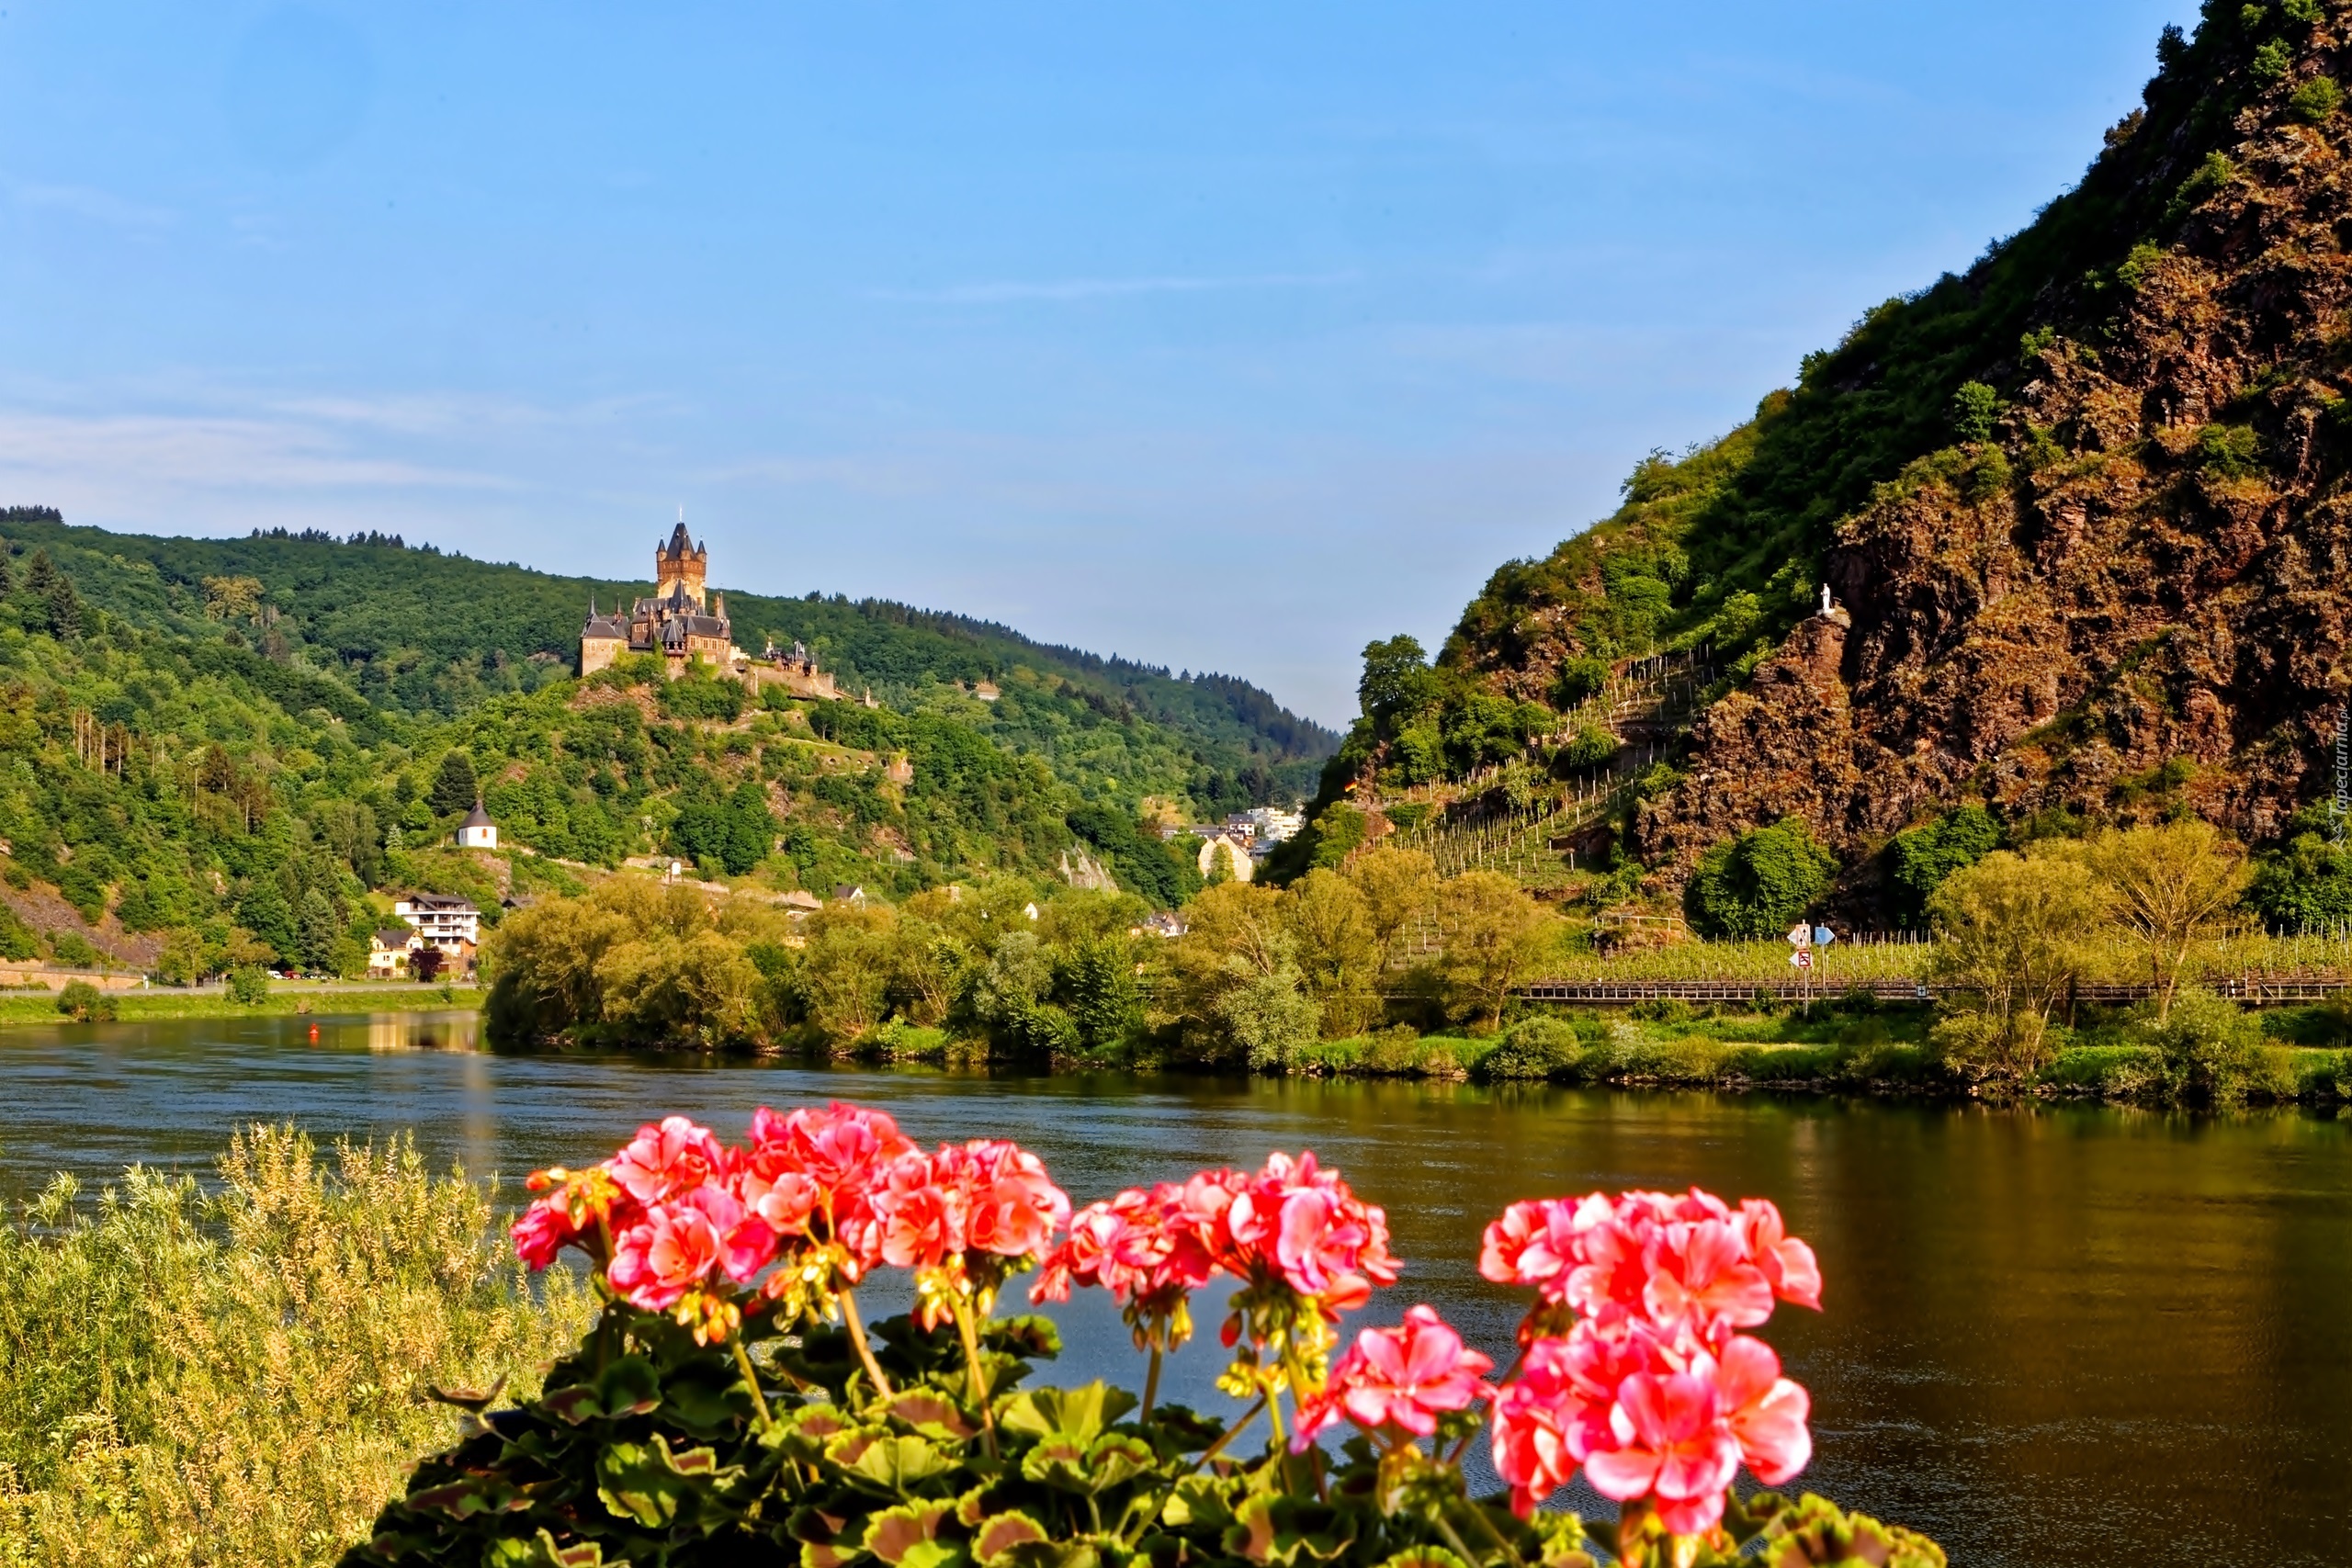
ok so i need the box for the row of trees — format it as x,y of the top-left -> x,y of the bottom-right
1925,818 -> 2249,1075
481,848 -> 1572,1062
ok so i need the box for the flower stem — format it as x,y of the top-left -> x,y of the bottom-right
729,1337 -> 776,1435
835,1286 -> 894,1401
952,1299 -> 1000,1459
1140,1346 -> 1163,1422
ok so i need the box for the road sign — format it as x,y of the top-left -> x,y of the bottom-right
1813,925 -> 1836,947
1786,924 -> 1811,948
1788,950 -> 1813,969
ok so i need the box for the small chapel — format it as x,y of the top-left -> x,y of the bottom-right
579,517 -> 844,701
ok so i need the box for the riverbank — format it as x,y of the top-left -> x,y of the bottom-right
824,998 -> 2352,1108
0,985 -> 484,1029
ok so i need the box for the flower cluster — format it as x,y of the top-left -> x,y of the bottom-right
512,1104 -> 1068,1343
1290,1304 -> 1494,1452
1481,1190 -> 1820,1536
1032,1151 -> 1398,1346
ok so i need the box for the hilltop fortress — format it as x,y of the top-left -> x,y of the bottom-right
580,520 -> 843,700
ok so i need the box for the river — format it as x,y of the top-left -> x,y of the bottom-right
4,1010 -> 2347,1566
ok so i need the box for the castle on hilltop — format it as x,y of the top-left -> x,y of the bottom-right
580,518 -> 844,701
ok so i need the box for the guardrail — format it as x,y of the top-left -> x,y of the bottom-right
1513,976 -> 2352,1005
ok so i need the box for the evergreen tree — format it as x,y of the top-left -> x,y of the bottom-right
0,548 -> 13,594
429,750 -> 480,815
23,548 -> 54,595
296,888 -> 340,972
45,576 -> 83,640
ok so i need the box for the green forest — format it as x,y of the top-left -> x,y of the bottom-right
0,511 -> 1331,979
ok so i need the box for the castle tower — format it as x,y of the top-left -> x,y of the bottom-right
654,511 -> 708,608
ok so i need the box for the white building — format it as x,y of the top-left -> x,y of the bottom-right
458,800 -> 498,850
1198,834 -> 1254,883
394,893 -> 481,953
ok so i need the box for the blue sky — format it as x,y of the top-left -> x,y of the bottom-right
0,2 -> 2190,725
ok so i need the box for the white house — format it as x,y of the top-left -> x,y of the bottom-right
1198,833 -> 1254,883
394,893 -> 481,953
458,800 -> 498,850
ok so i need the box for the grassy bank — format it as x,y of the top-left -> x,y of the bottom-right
0,986 -> 483,1030
0,1126 -> 591,1568
1192,1002 -> 2352,1107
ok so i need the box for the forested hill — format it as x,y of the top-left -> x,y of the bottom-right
1297,2 -> 2352,922
0,509 -> 1332,808
0,508 -> 1329,980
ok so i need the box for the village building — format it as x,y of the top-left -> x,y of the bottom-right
1198,833 -> 1254,883
393,893 -> 481,957
458,799 -> 498,850
580,516 -> 845,700
368,927 -> 419,976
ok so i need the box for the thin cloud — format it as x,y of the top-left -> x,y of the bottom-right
7,176 -> 175,231
0,410 -> 515,492
868,269 -> 1356,304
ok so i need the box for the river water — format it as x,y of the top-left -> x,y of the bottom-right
3,1010 -> 2346,1566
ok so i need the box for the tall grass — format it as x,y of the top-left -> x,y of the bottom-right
0,1126 -> 594,1567
1559,930 -> 2352,988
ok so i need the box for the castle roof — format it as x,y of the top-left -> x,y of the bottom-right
582,614 -> 628,638
663,521 -> 697,558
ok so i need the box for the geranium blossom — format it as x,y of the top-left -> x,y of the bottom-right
1291,1304 -> 1493,1450
1481,1187 -> 1822,1537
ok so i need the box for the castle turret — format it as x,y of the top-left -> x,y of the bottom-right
654,512 -> 708,609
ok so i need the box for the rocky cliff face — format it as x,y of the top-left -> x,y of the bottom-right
1439,6 -> 2352,901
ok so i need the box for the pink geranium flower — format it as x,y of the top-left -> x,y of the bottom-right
1716,1335 -> 1812,1483
1291,1304 -> 1493,1450
1642,1214 -> 1774,1343
608,1198 -> 728,1311
1736,1199 -> 1823,1312
607,1116 -> 728,1206
510,1198 -> 576,1270
1584,1367 -> 1744,1538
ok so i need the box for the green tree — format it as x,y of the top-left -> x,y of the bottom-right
1283,868 -> 1379,1039
1358,635 -> 1442,732
429,750 -> 481,816
1057,933 -> 1140,1051
1928,849 -> 2102,1076
1888,806 -> 2001,927
1434,870 -> 1560,1030
1950,380 -> 2000,442
1685,819 -> 1838,939
2079,819 -> 2249,1022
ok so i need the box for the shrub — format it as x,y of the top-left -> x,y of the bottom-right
2193,422 -> 2261,478
1949,380 -> 2000,442
225,964 -> 270,1005
2290,76 -> 2342,122
2139,987 -> 2267,1106
0,1128 -> 594,1566
1686,819 -> 1837,939
52,980 -> 114,1022
1476,1015 -> 1581,1080
1889,807 -> 2002,926
1550,656 -> 1611,708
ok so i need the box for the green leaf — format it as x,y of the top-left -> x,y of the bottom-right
1018,1437 -> 1094,1494
888,1391 -> 980,1441
484,1530 -> 615,1568
829,1428 -> 954,1495
595,1434 -> 716,1528
997,1382 -> 1136,1445
1081,1434 -> 1155,1492
974,1512 -> 1051,1566
899,1541 -> 970,1568
1374,1551 -> 1469,1568
542,1356 -> 664,1427
864,1500 -> 954,1565
983,1315 -> 1063,1359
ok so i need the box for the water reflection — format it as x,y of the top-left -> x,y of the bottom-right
0,1013 -> 2345,1567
